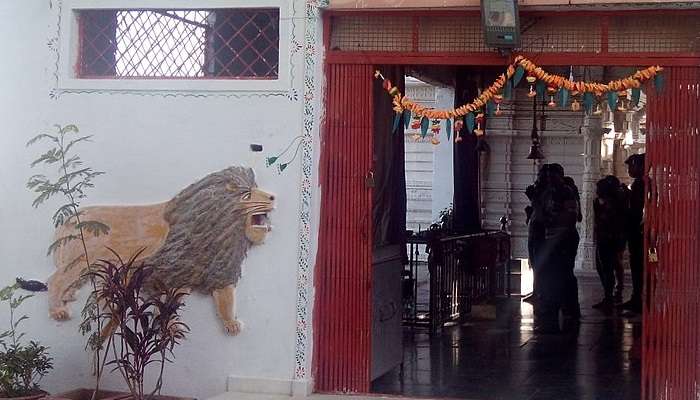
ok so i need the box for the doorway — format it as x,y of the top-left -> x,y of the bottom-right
313,10 -> 700,399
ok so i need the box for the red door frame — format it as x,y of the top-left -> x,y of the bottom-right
314,7 -> 700,396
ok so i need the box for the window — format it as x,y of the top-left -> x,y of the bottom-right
78,8 -> 280,79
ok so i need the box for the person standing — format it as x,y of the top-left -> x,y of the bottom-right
620,154 -> 645,313
592,176 -> 627,311
524,166 -> 548,306
532,164 -> 580,333
553,165 -> 581,321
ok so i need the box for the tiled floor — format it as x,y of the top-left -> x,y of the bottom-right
372,275 -> 642,400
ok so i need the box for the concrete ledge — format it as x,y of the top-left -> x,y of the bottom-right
224,376 -> 312,398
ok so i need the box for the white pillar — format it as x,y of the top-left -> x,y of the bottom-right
577,114 -> 603,271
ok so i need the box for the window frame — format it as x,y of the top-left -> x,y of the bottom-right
59,0 -> 291,93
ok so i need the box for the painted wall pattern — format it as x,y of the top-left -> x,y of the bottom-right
294,0 -> 328,381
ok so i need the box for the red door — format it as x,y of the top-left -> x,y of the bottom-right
643,67 -> 700,400
314,64 -> 374,393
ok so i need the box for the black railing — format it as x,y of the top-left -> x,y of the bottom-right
403,230 -> 511,333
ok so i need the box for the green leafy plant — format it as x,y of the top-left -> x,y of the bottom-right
89,251 -> 189,400
26,124 -> 109,397
0,284 -> 53,398
436,204 -> 454,232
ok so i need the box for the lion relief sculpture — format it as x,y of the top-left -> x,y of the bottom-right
47,166 -> 274,336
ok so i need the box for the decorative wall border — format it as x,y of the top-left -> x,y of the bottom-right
293,0 -> 327,382
48,0 -> 301,100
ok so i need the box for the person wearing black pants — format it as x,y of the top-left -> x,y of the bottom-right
592,176 -> 627,311
531,164 -> 581,333
621,154 -> 645,314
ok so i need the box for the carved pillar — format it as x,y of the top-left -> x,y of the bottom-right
577,114 -> 603,271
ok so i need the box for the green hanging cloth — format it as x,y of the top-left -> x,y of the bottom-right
486,101 -> 496,117
420,116 -> 429,138
392,113 -> 401,134
631,88 -> 641,108
536,81 -> 546,99
607,91 -> 618,111
446,118 -> 452,140
654,74 -> 665,93
504,80 -> 513,100
513,66 -> 525,87
559,88 -> 570,108
583,92 -> 594,114
466,112 -> 476,134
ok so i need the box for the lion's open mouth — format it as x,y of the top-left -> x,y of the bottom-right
251,212 -> 271,230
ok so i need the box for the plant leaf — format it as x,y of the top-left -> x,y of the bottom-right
26,133 -> 59,147
60,124 -> 79,135
47,234 -> 80,256
63,135 -> 93,156
52,203 -> 79,227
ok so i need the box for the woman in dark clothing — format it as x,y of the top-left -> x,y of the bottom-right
530,164 -> 580,333
592,175 -> 628,310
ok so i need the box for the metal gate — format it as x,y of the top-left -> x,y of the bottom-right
314,64 -> 374,393
643,67 -> 700,400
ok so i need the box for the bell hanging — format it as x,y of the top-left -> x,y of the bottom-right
527,141 -> 545,160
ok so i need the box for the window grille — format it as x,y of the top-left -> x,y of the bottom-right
78,8 -> 280,79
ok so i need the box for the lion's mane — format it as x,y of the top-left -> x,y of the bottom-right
144,166 -> 257,294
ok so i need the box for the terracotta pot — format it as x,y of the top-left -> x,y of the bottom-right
48,389 -> 194,400
0,390 -> 48,400
47,389 -> 130,400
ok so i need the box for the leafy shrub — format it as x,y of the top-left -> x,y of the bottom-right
0,284 -> 53,398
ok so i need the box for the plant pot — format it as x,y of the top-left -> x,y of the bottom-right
0,390 -> 49,400
48,389 -> 194,400
47,389 -> 130,400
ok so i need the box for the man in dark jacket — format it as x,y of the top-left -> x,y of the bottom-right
620,154 -> 645,313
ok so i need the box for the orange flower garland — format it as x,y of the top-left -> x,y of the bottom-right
377,56 -> 663,121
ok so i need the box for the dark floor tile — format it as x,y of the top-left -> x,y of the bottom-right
372,280 -> 641,399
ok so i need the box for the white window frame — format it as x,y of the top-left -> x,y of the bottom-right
58,0 -> 291,93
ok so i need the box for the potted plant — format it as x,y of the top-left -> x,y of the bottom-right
53,251 -> 191,400
0,284 -> 53,400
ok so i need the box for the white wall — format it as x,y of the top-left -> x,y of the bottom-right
0,1 -> 317,398
431,87 -> 455,222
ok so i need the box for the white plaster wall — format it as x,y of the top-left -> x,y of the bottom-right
0,1 -> 316,398
431,87 -> 455,222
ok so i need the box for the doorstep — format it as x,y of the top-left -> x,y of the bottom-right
207,392 -> 472,400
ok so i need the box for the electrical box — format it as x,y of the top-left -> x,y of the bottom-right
481,0 -> 521,48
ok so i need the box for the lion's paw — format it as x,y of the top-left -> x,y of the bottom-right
223,319 -> 242,336
50,305 -> 72,321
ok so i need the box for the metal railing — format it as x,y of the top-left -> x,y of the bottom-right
404,230 -> 511,333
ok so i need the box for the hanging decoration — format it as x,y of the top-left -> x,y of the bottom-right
375,56 -> 663,145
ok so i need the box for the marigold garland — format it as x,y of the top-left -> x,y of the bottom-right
376,55 -> 663,122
